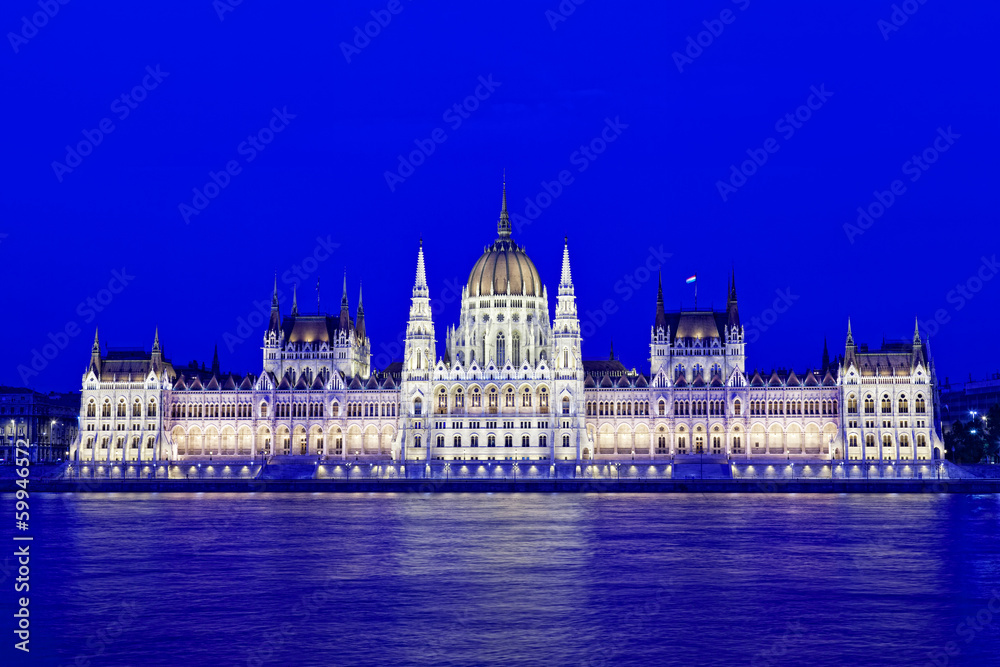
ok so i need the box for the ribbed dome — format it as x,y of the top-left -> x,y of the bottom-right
468,238 -> 541,297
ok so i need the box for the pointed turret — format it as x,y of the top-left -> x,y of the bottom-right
151,327 -> 163,371
846,318 -> 855,347
211,344 -> 220,376
291,284 -> 299,316
559,236 -> 573,289
726,268 -> 740,329
268,274 -> 281,333
339,271 -> 351,332
609,338 -> 615,361
355,282 -> 366,341
89,327 -> 102,375
821,338 -> 830,372
913,316 -> 921,345
654,272 -> 666,330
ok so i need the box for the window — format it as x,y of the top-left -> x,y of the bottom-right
562,397 -> 570,415
414,436 -> 422,448
522,390 -> 531,407
437,435 -> 444,448
413,398 -> 422,416
915,395 -> 926,414
488,435 -> 496,447
87,400 -> 96,417
864,396 -> 874,414
471,435 -> 479,447
522,434 -> 530,447
562,434 -> 570,447
733,400 -> 741,416
496,333 -> 505,366
505,435 -> 513,447
539,435 -> 547,448
505,388 -> 514,407
437,389 -> 447,413
512,332 -> 521,367
454,435 -> 462,448
849,435 -> 858,448
540,388 -> 549,410
881,395 -> 891,413
677,436 -> 687,454
658,400 -> 666,416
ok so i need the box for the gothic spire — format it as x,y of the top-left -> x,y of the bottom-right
340,270 -> 351,332
729,267 -> 738,301
271,272 -> 278,307
268,276 -> 281,333
152,327 -> 160,352
609,338 -> 615,361
414,239 -> 428,295
92,326 -> 100,352
846,318 -> 855,347
355,282 -> 366,341
212,344 -> 220,376
497,174 -> 511,240
913,316 -> 921,345
89,327 -> 101,374
654,272 -> 666,330
291,283 -> 298,316
821,338 -> 830,371
559,237 -> 573,288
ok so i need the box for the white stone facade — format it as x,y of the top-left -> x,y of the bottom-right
71,189 -> 945,464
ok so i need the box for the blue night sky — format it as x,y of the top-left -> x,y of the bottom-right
3,0 -> 997,392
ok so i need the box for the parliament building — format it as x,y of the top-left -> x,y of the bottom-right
70,187 -> 946,465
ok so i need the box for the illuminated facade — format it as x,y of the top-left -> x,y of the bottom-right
70,186 -> 946,464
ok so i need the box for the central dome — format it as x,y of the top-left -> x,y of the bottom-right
468,238 -> 541,297
467,183 -> 542,297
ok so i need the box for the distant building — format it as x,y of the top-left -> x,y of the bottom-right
70,184 -> 947,464
0,387 -> 79,462
938,373 -> 1000,432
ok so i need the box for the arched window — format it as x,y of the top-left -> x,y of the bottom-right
733,400 -> 741,416
658,400 -> 666,416
413,398 -> 422,416
504,435 -> 513,447
437,435 -> 445,448
454,435 -> 462,447
522,389 -> 532,407
522,434 -> 530,447
87,400 -> 96,417
102,399 -> 111,417
562,396 -> 570,415
132,399 -> 141,417
496,332 -> 506,366
540,387 -> 549,409
848,395 -> 858,413
471,435 -> 479,447
437,388 -> 447,413
147,399 -> 157,417
898,396 -> 908,413
915,395 -> 926,414
562,434 -> 570,447
864,396 -> 874,414
881,394 -> 891,412
471,387 -> 481,408
117,400 -> 126,417
512,332 -> 521,367
504,387 -> 515,407
414,435 -> 422,448
260,402 -> 268,418
488,435 -> 496,447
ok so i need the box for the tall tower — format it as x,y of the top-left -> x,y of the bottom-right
650,274 -> 670,382
400,241 -> 435,460
724,269 -> 745,374
552,238 -> 585,459
263,276 -> 282,377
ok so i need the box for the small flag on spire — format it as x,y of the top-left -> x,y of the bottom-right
685,275 -> 697,284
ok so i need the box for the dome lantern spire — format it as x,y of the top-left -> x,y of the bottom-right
498,171 -> 511,239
